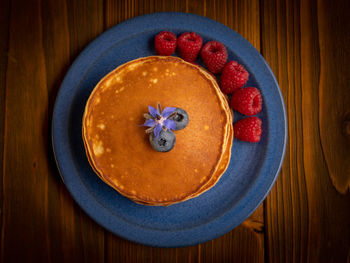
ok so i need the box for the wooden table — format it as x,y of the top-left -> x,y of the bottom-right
1,0 -> 349,262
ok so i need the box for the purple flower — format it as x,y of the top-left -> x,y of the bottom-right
141,103 -> 177,138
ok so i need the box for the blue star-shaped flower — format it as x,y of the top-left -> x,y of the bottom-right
142,104 -> 177,138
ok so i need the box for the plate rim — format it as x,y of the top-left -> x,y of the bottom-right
52,11 -> 287,247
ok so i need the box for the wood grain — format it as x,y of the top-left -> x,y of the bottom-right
2,0 -> 50,261
261,1 -> 309,261
317,0 -> 350,194
300,0 -> 350,261
0,0 -> 9,166
40,1 -> 76,259
262,0 -> 350,262
42,0 -> 106,262
1,0 -> 349,262
0,0 -> 10,259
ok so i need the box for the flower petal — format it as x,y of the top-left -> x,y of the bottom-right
161,107 -> 176,118
149,106 -> 160,117
143,119 -> 156,127
163,119 -> 176,130
154,124 -> 162,138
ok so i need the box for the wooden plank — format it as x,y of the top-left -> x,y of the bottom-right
261,0 -> 318,261
39,0 -> 106,262
0,0 -> 10,257
300,0 -> 350,261
317,0 -> 350,194
1,0 -> 50,261
262,0 -> 350,262
0,0 -> 106,262
40,4 -> 74,259
66,0 -> 104,60
261,0 -> 309,261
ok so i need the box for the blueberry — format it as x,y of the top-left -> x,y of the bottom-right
169,108 -> 189,130
149,129 -> 176,152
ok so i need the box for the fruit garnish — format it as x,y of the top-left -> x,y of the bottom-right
141,103 -> 177,138
220,61 -> 249,94
233,117 -> 262,142
169,108 -> 189,130
149,129 -> 176,152
153,31 -> 262,144
155,31 -> 177,56
200,41 -> 228,74
141,103 -> 189,152
177,32 -> 203,62
230,87 -> 262,115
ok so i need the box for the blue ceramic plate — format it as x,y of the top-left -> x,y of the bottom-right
52,12 -> 287,247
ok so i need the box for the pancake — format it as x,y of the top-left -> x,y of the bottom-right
83,56 -> 233,205
133,124 -> 233,206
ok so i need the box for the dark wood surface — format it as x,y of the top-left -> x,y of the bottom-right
1,0 -> 349,262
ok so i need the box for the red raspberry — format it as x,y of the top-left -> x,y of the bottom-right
230,87 -> 262,115
234,117 -> 262,143
177,32 -> 203,62
200,41 -> 228,74
220,61 -> 249,94
155,31 -> 177,56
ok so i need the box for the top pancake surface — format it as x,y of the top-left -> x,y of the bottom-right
83,56 -> 231,203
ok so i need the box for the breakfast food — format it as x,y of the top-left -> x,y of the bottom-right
140,103 -> 189,152
155,31 -> 177,56
233,117 -> 262,142
82,56 -> 233,205
171,31 -> 263,142
177,32 -> 203,62
220,61 -> 249,94
230,87 -> 262,115
200,41 -> 228,73
83,29 -> 265,207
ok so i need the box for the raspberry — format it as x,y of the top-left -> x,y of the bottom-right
200,41 -> 228,74
230,87 -> 262,115
220,61 -> 249,94
155,31 -> 177,56
234,117 -> 262,143
177,32 -> 203,62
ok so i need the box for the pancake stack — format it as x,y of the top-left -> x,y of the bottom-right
82,56 -> 233,206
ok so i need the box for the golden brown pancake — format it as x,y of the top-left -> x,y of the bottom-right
132,125 -> 233,206
82,56 -> 233,205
